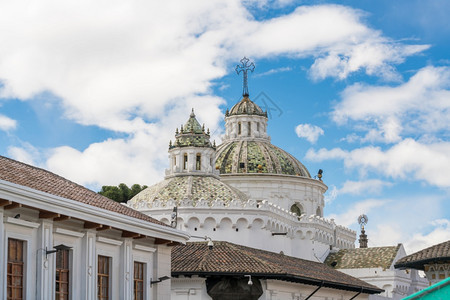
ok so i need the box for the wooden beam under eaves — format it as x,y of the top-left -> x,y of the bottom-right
97,226 -> 111,231
4,203 -> 22,210
122,231 -> 140,238
133,235 -> 147,240
154,238 -> 171,245
54,215 -> 71,222
0,199 -> 12,207
39,211 -> 60,219
84,222 -> 103,229
167,241 -> 181,246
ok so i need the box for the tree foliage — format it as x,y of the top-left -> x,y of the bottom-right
98,183 -> 148,203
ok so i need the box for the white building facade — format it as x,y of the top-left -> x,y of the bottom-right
0,156 -> 189,300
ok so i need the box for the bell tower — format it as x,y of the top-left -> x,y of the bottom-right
166,109 -> 218,178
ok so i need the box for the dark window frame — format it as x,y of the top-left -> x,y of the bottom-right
133,261 -> 145,300
7,238 -> 25,300
55,248 -> 70,300
98,255 -> 110,300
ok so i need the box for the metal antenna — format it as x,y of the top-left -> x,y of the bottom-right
235,57 -> 255,97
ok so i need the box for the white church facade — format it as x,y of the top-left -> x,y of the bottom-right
127,90 -> 382,298
127,58 -> 428,299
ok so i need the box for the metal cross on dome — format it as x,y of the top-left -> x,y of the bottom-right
235,57 -> 255,97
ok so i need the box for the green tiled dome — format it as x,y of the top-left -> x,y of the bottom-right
129,176 -> 248,206
226,96 -> 267,117
215,140 -> 311,177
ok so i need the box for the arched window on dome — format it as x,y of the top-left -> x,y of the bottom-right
196,154 -> 201,170
183,153 -> 188,170
290,204 -> 302,220
248,122 -> 251,136
316,207 -> 322,217
238,122 -> 241,135
256,122 -> 260,133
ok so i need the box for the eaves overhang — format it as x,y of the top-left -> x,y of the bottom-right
0,179 -> 190,243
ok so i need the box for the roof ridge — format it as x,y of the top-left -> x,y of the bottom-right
0,155 -> 167,226
0,155 -> 93,194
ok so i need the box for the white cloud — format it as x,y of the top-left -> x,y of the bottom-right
255,67 -> 292,77
324,185 -> 337,204
0,114 -> 17,131
339,179 -> 393,195
46,95 -> 224,188
0,1 -> 427,186
327,198 -> 388,227
333,66 -> 450,142
305,147 -> 347,161
295,123 -> 324,143
327,195 -> 448,252
404,219 -> 450,254
7,145 -> 38,165
306,139 -> 450,188
0,2 -> 427,130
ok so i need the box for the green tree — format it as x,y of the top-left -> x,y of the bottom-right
98,183 -> 147,203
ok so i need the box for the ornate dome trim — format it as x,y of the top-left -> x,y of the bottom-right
215,140 -> 311,177
226,96 -> 267,118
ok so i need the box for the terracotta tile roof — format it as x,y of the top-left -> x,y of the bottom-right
395,240 -> 450,270
0,155 -> 166,226
325,245 -> 401,270
172,241 -> 383,294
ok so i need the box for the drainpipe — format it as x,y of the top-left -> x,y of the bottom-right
349,287 -> 363,300
305,281 -> 323,300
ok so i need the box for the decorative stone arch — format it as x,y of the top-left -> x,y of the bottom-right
187,217 -> 200,231
236,218 -> 248,231
176,217 -> 185,229
251,218 -> 264,230
219,217 -> 232,229
290,203 -> 303,217
204,217 -> 216,231
316,207 -> 322,217
295,230 -> 304,240
160,217 -> 170,225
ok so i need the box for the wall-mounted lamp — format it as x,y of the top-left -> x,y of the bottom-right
191,235 -> 214,250
150,276 -> 170,286
45,244 -> 72,258
244,275 -> 253,286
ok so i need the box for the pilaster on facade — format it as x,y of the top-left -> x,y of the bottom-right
120,239 -> 133,300
153,245 -> 172,300
82,230 -> 97,300
36,219 -> 54,300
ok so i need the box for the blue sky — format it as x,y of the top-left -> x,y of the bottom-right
0,0 -> 449,253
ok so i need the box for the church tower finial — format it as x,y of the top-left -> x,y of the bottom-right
236,57 -> 255,97
358,214 -> 369,248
